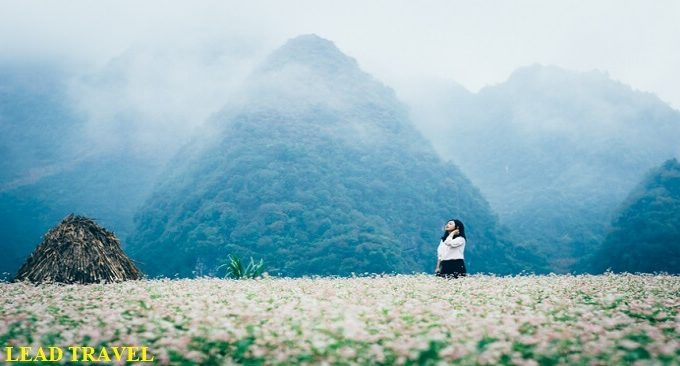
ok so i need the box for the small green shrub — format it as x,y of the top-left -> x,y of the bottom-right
218,255 -> 264,279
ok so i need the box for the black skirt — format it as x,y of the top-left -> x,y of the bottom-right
437,259 -> 466,278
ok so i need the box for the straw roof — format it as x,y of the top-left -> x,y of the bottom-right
13,214 -> 143,284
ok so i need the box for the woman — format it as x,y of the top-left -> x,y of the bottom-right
435,219 -> 467,278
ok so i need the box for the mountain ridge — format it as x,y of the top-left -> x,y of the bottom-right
404,62 -> 680,273
127,35 -> 544,277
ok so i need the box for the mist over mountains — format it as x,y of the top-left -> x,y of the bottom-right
0,64 -> 83,188
0,62 -> 167,274
404,65 -> 680,272
0,40 -> 261,276
127,35 -> 539,277
1,34 -> 679,277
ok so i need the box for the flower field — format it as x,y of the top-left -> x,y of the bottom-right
1,274 -> 679,365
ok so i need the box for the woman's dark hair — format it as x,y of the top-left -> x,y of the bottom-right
441,218 -> 466,240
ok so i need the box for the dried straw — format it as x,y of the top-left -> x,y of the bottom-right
13,214 -> 143,284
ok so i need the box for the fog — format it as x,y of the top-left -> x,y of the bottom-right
69,40 -> 262,159
2,1 -> 679,109
2,0 -> 678,205
2,1 -> 680,276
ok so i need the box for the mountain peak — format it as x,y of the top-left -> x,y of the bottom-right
493,63 -> 671,110
238,34 -> 398,112
258,34 -> 359,74
283,34 -> 337,51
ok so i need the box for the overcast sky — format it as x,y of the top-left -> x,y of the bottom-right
2,0 -> 679,109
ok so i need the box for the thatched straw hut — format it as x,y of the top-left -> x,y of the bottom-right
13,214 -> 143,284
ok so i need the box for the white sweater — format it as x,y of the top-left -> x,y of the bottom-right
437,235 -> 466,261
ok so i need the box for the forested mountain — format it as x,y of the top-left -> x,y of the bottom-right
590,159 -> 680,273
404,65 -> 680,272
127,35 -> 545,277
5,33 -> 677,278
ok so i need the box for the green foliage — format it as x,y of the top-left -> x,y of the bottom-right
127,38 -> 544,277
591,159 -> 680,273
128,106 -> 542,277
218,255 -> 264,279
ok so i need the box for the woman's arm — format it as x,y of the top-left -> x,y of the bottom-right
443,235 -> 465,248
435,259 -> 441,273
